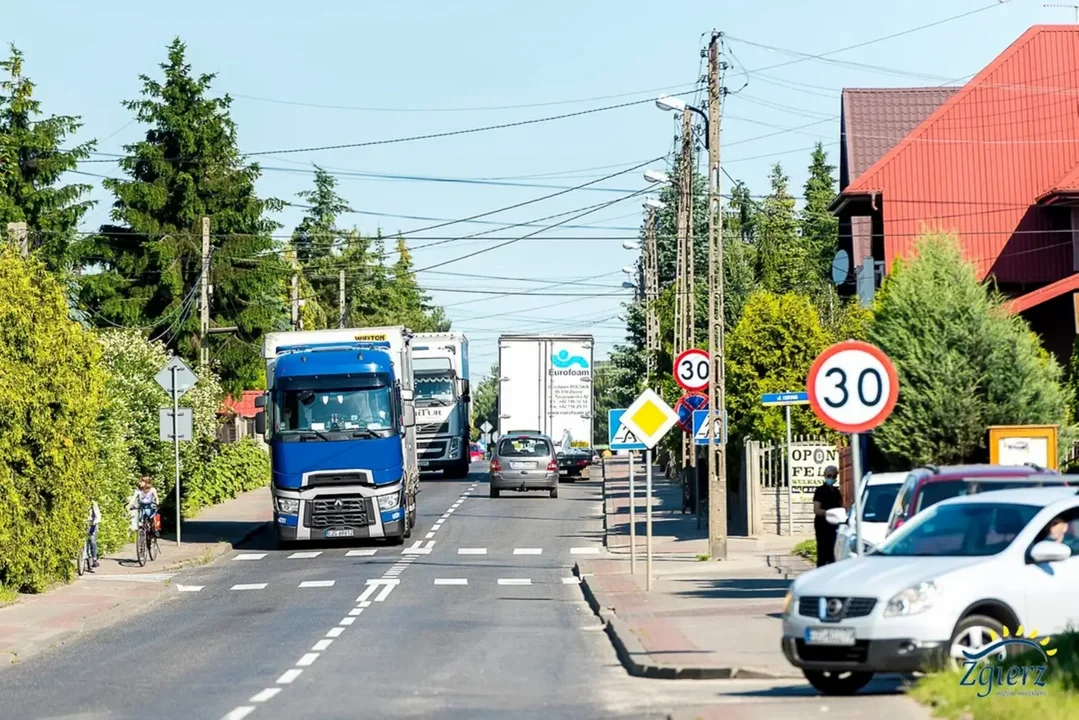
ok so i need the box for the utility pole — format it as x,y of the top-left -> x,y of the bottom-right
706,31 -> 729,561
199,217 -> 211,369
290,250 -> 300,331
339,269 -> 347,328
6,222 -> 28,258
644,210 -> 659,386
677,107 -> 695,471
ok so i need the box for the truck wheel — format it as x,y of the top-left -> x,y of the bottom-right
275,531 -> 293,552
549,487 -> 558,499
490,487 -> 500,498
802,670 -> 873,696
446,458 -> 471,479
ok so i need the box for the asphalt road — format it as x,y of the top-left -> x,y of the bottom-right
0,464 -> 929,719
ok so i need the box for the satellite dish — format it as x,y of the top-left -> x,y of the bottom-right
831,249 -> 850,285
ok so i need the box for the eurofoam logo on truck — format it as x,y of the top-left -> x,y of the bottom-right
550,349 -> 590,377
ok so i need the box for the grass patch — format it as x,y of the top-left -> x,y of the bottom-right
0,583 -> 18,606
911,630 -> 1079,719
791,539 -> 817,564
696,554 -> 710,561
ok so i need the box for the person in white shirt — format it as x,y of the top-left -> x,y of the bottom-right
128,476 -> 160,531
87,500 -> 101,570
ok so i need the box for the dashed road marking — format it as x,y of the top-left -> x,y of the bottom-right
458,548 -> 486,555
222,706 -> 255,720
312,640 -> 333,651
234,553 -> 266,561
277,669 -> 302,684
340,617 -> 356,626
498,578 -> 532,586
425,531 -> 435,539
570,547 -> 600,555
296,653 -> 319,667
348,608 -> 363,616
358,601 -> 371,608
514,548 -> 542,555
562,577 -> 582,584
298,580 -> 335,588
326,627 -> 345,638
402,539 -> 434,555
434,578 -> 468,585
231,583 -> 268,591
288,551 -> 322,559
345,549 -> 378,557
250,688 -> 281,703
177,585 -> 203,592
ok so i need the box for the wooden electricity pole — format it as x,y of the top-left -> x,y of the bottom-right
199,217 -> 211,369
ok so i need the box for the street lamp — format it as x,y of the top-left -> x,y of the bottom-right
644,198 -> 666,210
622,241 -> 641,251
644,170 -> 669,184
621,281 -> 636,289
621,266 -> 635,275
656,95 -> 710,148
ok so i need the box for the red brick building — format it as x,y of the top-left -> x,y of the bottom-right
832,25 -> 1079,360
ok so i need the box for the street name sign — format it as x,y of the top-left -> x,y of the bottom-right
619,389 -> 680,450
673,348 -> 711,392
609,409 -> 646,451
807,340 -> 899,434
761,391 -> 809,407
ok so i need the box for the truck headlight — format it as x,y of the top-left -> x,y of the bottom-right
449,438 -> 461,456
884,581 -> 938,617
377,492 -> 401,511
782,592 -> 793,616
275,498 -> 299,514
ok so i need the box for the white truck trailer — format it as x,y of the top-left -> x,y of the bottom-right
412,332 -> 471,478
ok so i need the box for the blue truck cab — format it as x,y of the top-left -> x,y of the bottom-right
256,327 -> 419,548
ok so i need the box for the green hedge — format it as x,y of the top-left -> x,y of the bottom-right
0,248 -> 108,592
181,438 -> 269,518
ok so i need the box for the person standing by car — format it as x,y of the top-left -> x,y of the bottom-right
813,465 -> 843,567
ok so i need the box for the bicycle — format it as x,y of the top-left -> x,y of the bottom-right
76,532 -> 93,577
136,502 -> 161,567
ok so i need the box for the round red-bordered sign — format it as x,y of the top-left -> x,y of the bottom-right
806,340 -> 899,434
673,348 -> 711,392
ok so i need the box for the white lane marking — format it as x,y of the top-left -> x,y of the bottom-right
234,553 -> 266,561
276,669 -> 302,684
425,540 -> 434,549
562,577 -> 582,584
458,548 -> 487,555
349,608 -> 363,616
498,578 -> 532,585
177,585 -> 203,592
440,513 -> 451,520
432,523 -> 443,531
434,578 -> 468,585
358,601 -> 372,608
288,551 -> 322,559
402,540 -> 434,555
298,580 -> 335,588
231,583 -> 268,591
425,532 -> 435,539
312,639 -> 333,651
250,688 -> 281,703
340,617 -> 356,626
346,549 -> 378,557
222,707 -> 255,720
570,547 -> 600,555
326,627 -> 345,638
514,548 -> 542,555
296,653 -> 319,667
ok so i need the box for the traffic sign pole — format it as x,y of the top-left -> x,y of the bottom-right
172,365 -> 181,547
629,452 -> 636,574
646,448 -> 653,590
852,433 -> 863,557
785,405 -> 793,537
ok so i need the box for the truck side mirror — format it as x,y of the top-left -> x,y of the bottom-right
255,411 -> 266,436
402,405 -> 416,428
401,388 -> 414,402
254,394 -> 266,409
460,379 -> 470,398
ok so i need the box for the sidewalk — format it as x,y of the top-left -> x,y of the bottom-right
583,458 -> 814,679
0,486 -> 271,666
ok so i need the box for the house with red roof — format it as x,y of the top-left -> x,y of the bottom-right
831,25 -> 1079,361
219,390 -> 264,444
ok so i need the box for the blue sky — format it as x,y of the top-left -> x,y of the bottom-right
5,0 -> 1051,376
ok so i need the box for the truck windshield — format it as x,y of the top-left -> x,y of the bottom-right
415,372 -> 456,407
275,380 -> 397,438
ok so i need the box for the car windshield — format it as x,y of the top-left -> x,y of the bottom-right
878,502 -> 1041,557
916,477 -> 1062,513
415,372 -> 455,406
275,380 -> 396,437
498,438 -> 551,457
861,484 -> 901,522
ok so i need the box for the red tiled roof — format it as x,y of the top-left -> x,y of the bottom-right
221,390 -> 262,418
840,87 -> 958,188
840,25 -> 1079,285
1037,163 -> 1079,203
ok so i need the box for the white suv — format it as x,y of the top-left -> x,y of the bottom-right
781,486 -> 1079,695
831,471 -> 907,560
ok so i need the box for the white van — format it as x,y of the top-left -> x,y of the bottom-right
832,472 -> 907,560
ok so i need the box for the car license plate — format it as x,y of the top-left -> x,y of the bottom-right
325,528 -> 354,538
804,627 -> 856,646
509,461 -> 536,470
419,461 -> 430,467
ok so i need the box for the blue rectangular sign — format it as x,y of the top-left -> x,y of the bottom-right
760,391 -> 809,407
692,409 -> 728,445
608,409 -> 646,451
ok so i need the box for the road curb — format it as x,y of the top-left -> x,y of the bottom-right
574,561 -> 799,681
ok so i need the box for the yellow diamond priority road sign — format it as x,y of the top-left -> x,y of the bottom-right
620,388 -> 680,449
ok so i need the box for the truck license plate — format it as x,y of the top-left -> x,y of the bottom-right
804,627 -> 856,646
325,528 -> 354,538
419,461 -> 430,467
510,461 -> 536,470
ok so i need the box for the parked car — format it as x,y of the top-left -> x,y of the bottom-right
884,464 -> 1064,537
489,431 -> 559,499
783,485 -> 1079,695
469,443 -> 485,462
831,472 -> 907,560
557,447 -> 593,480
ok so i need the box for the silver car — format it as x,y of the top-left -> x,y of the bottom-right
489,432 -> 559,498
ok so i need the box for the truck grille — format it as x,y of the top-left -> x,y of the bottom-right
306,472 -> 369,488
419,441 -> 447,460
418,423 -> 444,435
306,495 -> 371,528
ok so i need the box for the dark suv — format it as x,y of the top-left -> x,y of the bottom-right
884,463 -> 1065,536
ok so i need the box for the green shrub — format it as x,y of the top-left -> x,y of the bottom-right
792,539 -> 817,564
181,438 -> 269,517
0,248 -> 108,592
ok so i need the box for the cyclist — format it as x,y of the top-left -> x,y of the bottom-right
128,476 -> 160,531
87,499 -> 101,571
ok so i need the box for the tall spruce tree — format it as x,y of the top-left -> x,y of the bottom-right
79,38 -> 288,391
801,142 -> 839,281
0,46 -> 96,274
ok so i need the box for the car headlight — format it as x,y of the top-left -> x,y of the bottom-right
275,497 -> 299,514
782,592 -> 793,616
377,492 -> 401,511
884,581 -> 939,617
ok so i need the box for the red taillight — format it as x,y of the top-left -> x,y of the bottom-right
548,460 -> 558,472
578,459 -> 588,466
490,459 -> 501,472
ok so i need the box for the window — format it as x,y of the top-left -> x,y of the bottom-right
415,371 -> 456,407
497,437 -> 552,458
892,475 -> 917,522
915,480 -> 969,514
878,502 -> 1041,557
1032,507 -> 1079,557
273,374 -> 398,439
861,484 -> 902,523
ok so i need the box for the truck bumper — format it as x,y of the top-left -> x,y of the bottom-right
273,481 -> 406,542
417,435 -> 464,470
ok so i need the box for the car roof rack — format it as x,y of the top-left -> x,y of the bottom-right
1024,462 -> 1045,471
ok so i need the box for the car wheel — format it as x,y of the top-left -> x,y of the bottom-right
802,670 -> 873,696
550,487 -> 558,499
948,614 -> 1008,670
490,487 -> 500,498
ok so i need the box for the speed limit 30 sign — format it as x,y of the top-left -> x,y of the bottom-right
674,348 -> 711,392
807,340 -> 899,434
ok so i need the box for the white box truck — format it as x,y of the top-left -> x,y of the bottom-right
412,332 -> 471,478
497,335 -> 594,467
